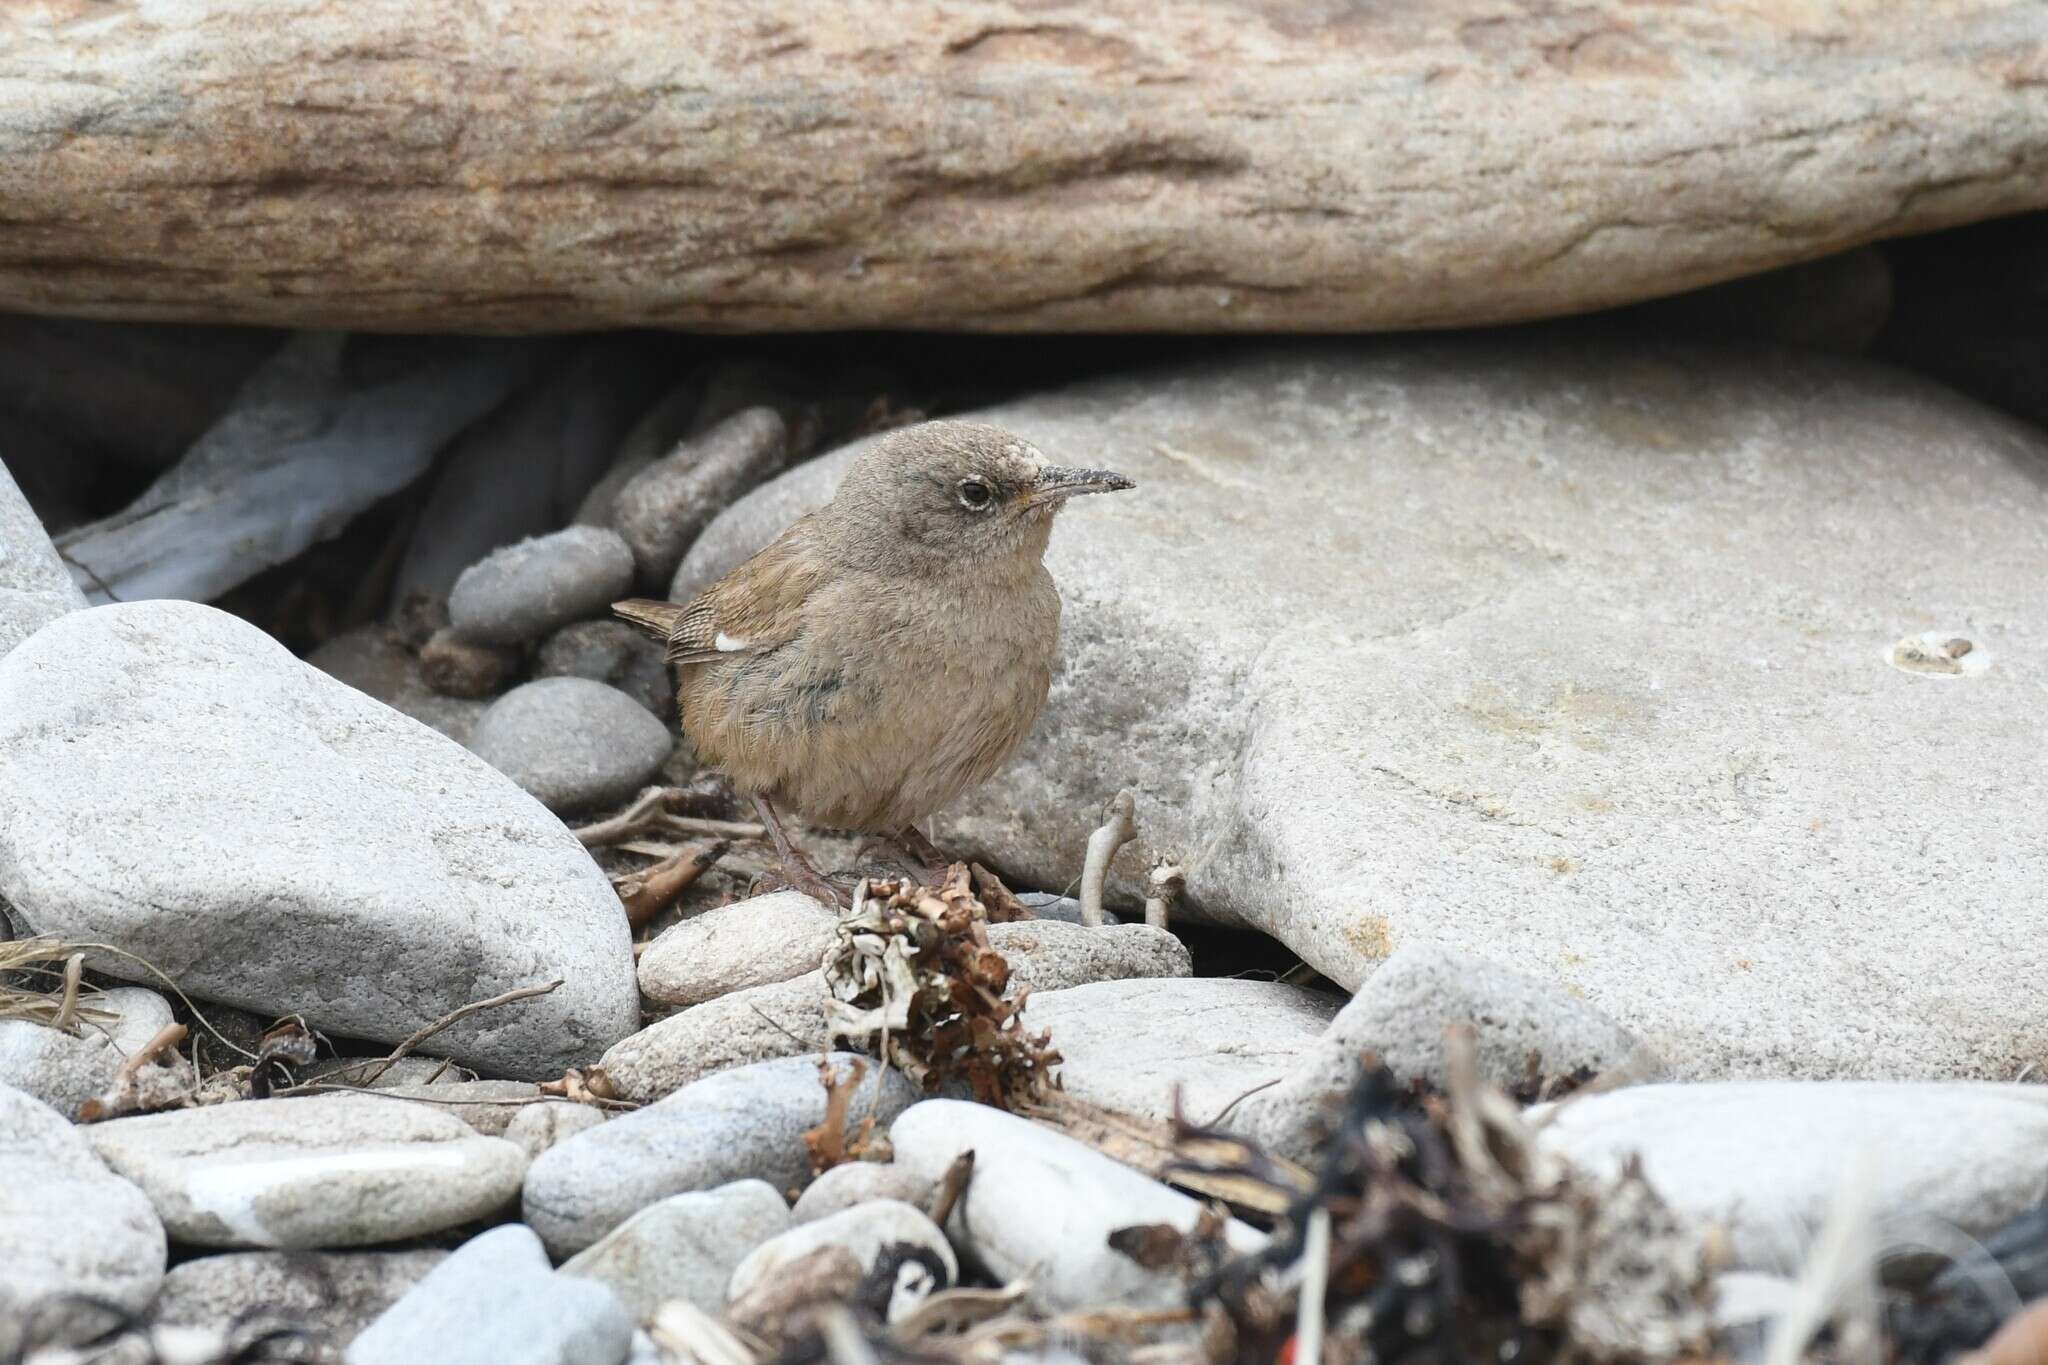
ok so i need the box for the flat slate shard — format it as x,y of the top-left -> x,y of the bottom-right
688,335 -> 2048,1081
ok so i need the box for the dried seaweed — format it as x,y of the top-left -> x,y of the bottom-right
1144,1031 -> 1717,1365
821,866 -> 1060,1110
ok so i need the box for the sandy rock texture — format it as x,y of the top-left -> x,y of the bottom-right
687,337 -> 2048,1081
1,3 -> 2044,331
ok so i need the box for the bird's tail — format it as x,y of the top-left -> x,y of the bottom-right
613,597 -> 685,640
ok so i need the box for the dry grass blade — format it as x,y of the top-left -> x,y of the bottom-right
0,937 -> 120,1031
337,978 -> 562,1087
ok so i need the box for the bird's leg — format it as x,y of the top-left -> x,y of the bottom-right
888,824 -> 955,885
751,795 -> 849,908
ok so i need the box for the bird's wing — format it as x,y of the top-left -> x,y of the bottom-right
660,518 -> 830,666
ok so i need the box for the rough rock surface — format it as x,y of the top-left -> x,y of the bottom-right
449,526 -> 637,647
0,454 -> 85,658
0,601 -> 639,1079
4,5 -> 2046,331
561,1180 -> 791,1319
152,1250 -> 447,1346
892,1099 -> 1262,1312
598,920 -> 1190,1102
506,1101 -> 608,1159
0,1083 -> 166,1353
469,677 -> 674,814
347,1225 -> 632,1365
1238,944 -> 1655,1159
1536,1082 -> 2048,1274
88,1093 -> 528,1249
614,407 -> 790,590
1027,977 -> 1337,1125
688,339 -> 2048,1080
0,986 -> 176,1121
636,891 -> 837,1009
308,626 -> 488,746
524,1053 -> 920,1257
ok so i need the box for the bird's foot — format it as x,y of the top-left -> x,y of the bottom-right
884,825 -> 954,886
751,794 -> 853,909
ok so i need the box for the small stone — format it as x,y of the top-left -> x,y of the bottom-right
613,407 -> 789,589
561,1180 -> 791,1319
598,920 -> 1190,1103
891,1099 -> 1263,1312
0,602 -> 639,1079
376,1080 -> 544,1137
0,1083 -> 166,1355
470,677 -> 674,814
574,384 -> 702,528
636,891 -> 836,1009
537,620 -> 673,718
505,1101 -> 609,1159
790,1163 -> 934,1225
1239,943 -> 1657,1161
419,627 -> 524,699
347,1224 -> 634,1365
308,625 -> 488,745
0,986 -> 176,1120
88,1092 -> 528,1249
448,525 -> 637,647
152,1249 -> 446,1346
1535,1082 -> 2048,1271
1026,977 -> 1338,1125
523,1053 -> 920,1257
726,1199 -> 955,1313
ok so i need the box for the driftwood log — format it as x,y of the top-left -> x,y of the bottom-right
1,1 -> 2045,333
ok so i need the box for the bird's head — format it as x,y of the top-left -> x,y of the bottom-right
825,420 -> 1134,576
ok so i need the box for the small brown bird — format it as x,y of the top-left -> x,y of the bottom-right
615,420 -> 1134,904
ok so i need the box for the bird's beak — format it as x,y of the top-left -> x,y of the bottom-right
1021,465 -> 1137,506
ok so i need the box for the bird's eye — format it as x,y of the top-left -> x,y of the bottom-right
956,479 -> 994,511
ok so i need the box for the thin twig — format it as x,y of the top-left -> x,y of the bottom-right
52,952 -> 84,1032
1202,1076 -> 1282,1128
926,1150 -> 976,1227
1143,858 -> 1185,931
615,840 -> 727,930
571,785 -> 768,848
281,1081 -> 638,1111
1079,789 -> 1138,928
351,979 -> 562,1086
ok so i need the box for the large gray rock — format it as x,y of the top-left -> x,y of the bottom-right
1027,977 -> 1338,1126
1238,944 -> 1656,1160
561,1180 -> 791,1320
1536,1082 -> 2048,1275
0,600 -> 638,1079
524,1053 -> 921,1257
449,526 -> 637,647
0,986 -> 176,1121
152,1249 -> 447,1346
0,1083 -> 166,1354
88,1093 -> 528,1249
348,1224 -> 633,1365
598,920 -> 1190,1102
7,5 -> 2047,332
636,891 -> 837,1009
891,1099 -> 1263,1313
469,677 -> 674,814
0,453 -> 85,658
686,339 -> 2048,1080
